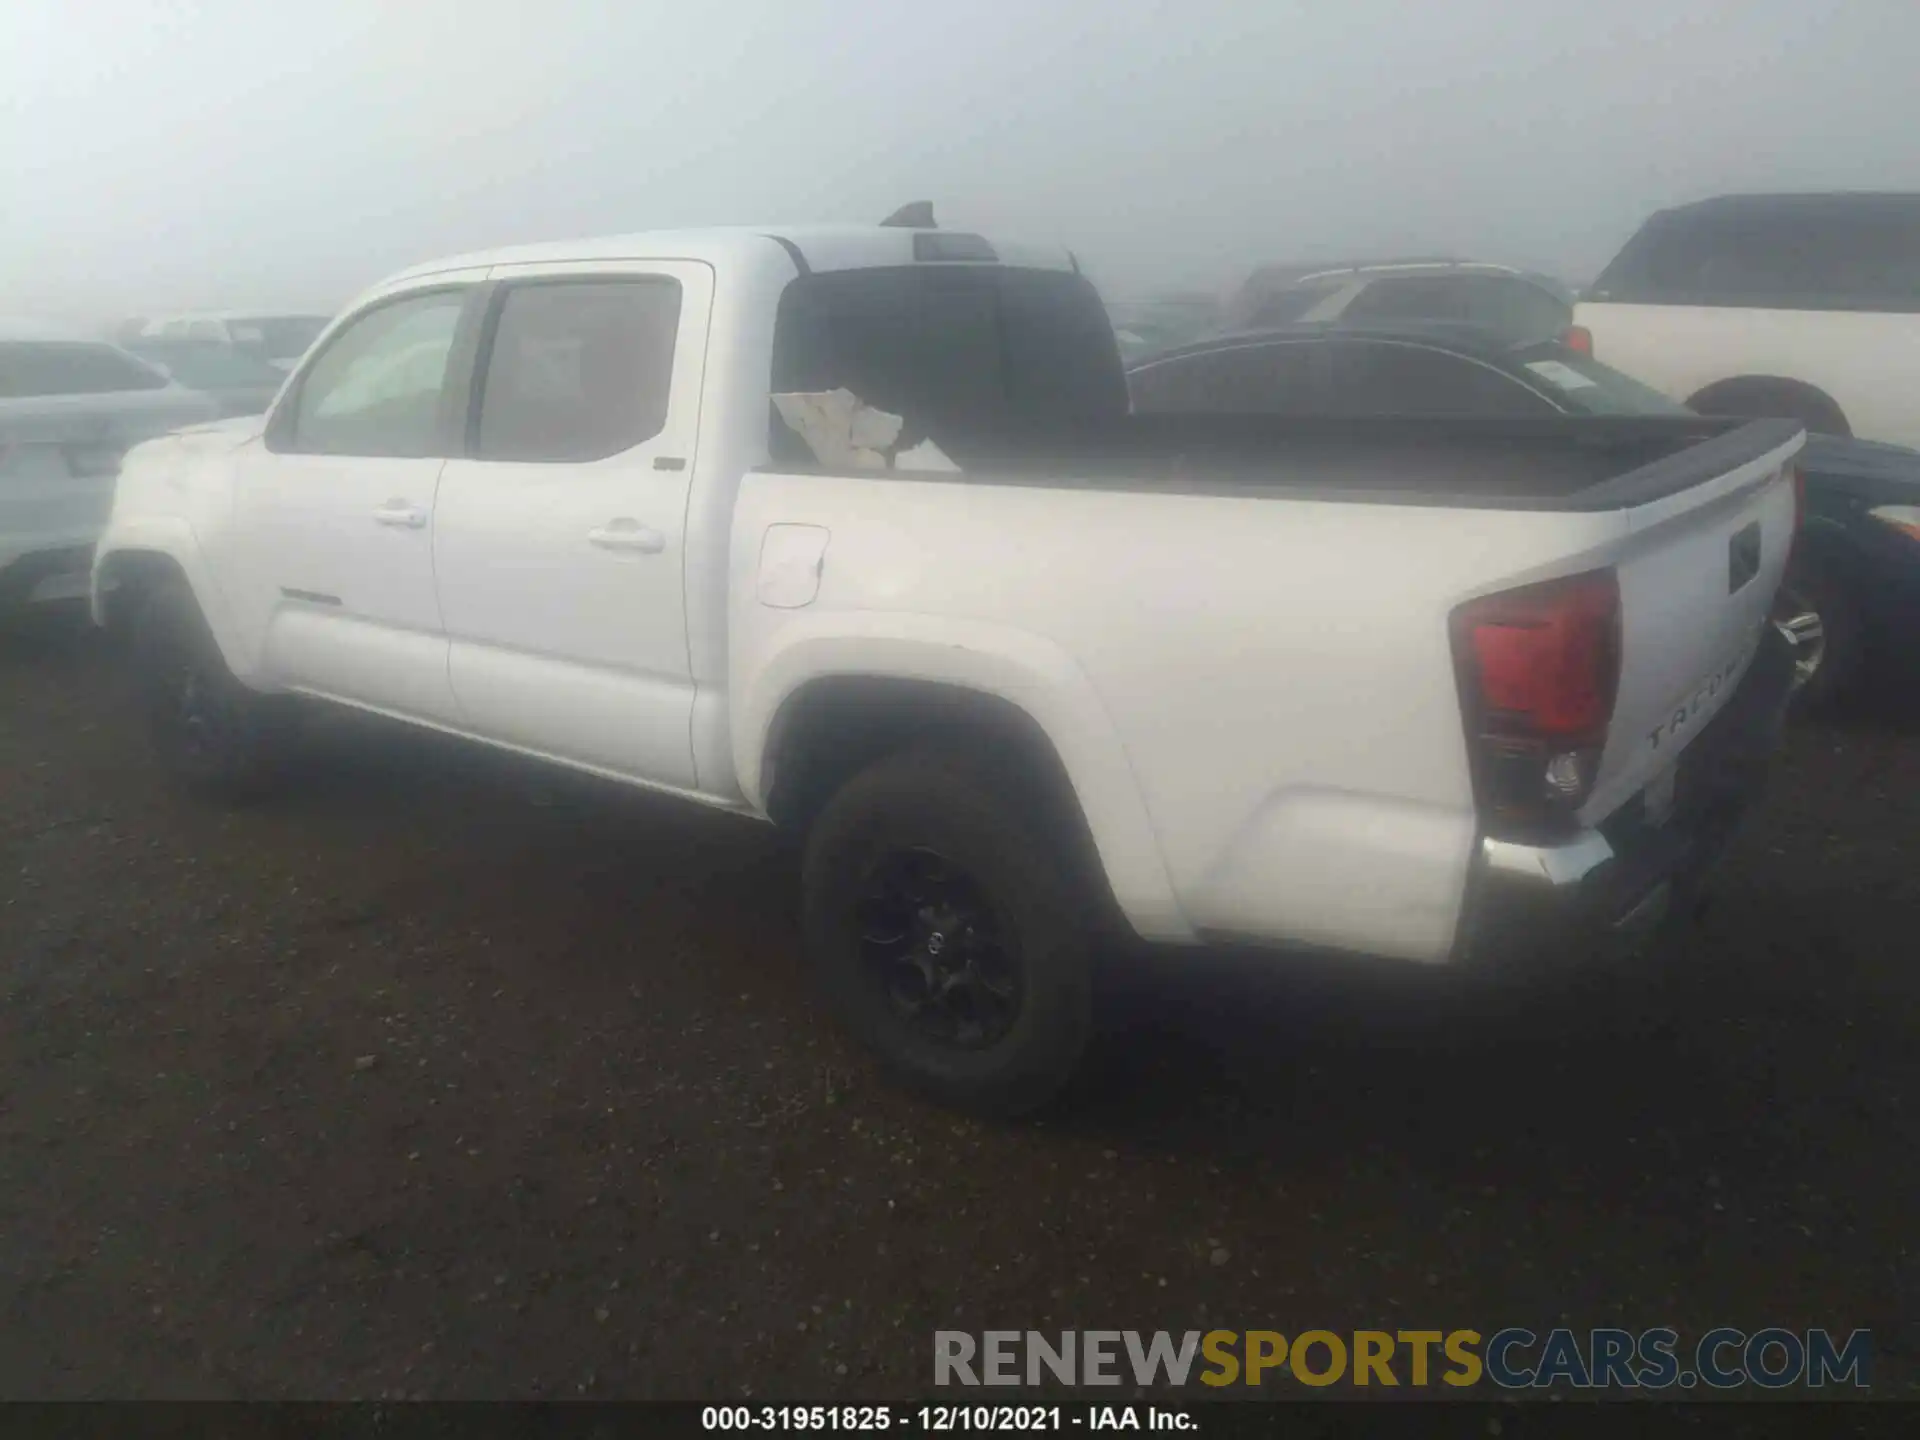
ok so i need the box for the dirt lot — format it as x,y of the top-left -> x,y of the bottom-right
3,611 -> 1917,1400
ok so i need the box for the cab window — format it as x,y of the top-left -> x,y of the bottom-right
472,278 -> 683,463
285,291 -> 467,457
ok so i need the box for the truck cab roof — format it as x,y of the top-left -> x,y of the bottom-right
387,226 -> 1079,288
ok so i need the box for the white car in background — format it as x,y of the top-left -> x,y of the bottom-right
1575,192 -> 1920,445
134,312 -> 333,375
2,319 -> 218,610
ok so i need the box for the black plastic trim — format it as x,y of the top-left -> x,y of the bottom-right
279,588 -> 342,607
764,234 -> 811,277
753,416 -> 1803,514
458,283 -> 510,458
438,281 -> 499,459
1573,417 -> 1802,511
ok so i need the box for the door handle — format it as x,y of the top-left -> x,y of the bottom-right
372,501 -> 428,529
588,520 -> 666,554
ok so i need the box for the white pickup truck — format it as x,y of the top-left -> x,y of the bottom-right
92,220 -> 1803,1114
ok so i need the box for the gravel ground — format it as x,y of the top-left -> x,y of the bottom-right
3,611 -> 1917,1400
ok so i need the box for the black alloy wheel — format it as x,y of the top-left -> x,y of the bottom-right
854,846 -> 1023,1050
800,744 -> 1096,1117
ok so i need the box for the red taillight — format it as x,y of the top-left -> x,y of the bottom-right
1454,570 -> 1621,834
1561,324 -> 1593,357
1465,572 -> 1620,734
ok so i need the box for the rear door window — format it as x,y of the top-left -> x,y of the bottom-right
1324,341 -> 1556,416
473,278 -> 684,463
1244,280 -> 1348,327
133,342 -> 286,390
1454,276 -> 1572,342
1339,276 -> 1470,324
256,317 -> 330,362
1127,343 -> 1321,414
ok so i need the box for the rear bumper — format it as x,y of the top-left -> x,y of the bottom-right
1452,624 -> 1794,968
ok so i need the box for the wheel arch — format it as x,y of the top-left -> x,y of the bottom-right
1686,375 -> 1852,437
93,525 -> 256,682
94,548 -> 190,635
738,626 -> 1191,942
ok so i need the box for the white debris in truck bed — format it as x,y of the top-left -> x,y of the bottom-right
893,438 -> 960,472
773,389 -> 903,470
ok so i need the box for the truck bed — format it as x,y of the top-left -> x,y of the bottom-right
770,414 -> 1799,513
738,407 -> 1800,960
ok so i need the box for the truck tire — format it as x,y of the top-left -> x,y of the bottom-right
1772,559 -> 1860,713
133,577 -> 295,798
1688,378 -> 1851,438
801,745 -> 1095,1118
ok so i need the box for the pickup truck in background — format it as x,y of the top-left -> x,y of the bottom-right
91,220 -> 1802,1115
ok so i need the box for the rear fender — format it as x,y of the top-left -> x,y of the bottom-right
734,611 -> 1193,943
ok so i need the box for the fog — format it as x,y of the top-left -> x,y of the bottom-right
6,0 -> 1918,325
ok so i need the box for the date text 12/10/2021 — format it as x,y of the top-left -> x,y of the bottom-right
702,1407 -> 1191,1432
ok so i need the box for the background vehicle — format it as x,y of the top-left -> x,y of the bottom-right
1575,192 -> 1920,445
2,319 -> 217,610
1779,435 -> 1920,705
1223,259 -> 1577,344
124,339 -> 286,417
1105,293 -> 1222,362
1127,320 -> 1689,420
93,223 -> 1799,1115
105,317 -> 149,347
1129,322 -> 1908,706
134,313 -> 333,374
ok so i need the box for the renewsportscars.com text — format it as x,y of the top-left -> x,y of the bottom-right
933,1327 -> 1872,1391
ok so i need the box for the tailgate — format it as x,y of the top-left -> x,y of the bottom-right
1579,422 -> 1803,825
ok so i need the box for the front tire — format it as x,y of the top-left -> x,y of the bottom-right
133,578 -> 296,798
801,746 -> 1095,1118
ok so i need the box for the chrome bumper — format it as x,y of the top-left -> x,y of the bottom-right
1480,831 -> 1614,888
1454,624 -> 1796,967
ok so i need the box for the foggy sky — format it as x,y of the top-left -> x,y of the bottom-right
5,0 -> 1919,325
